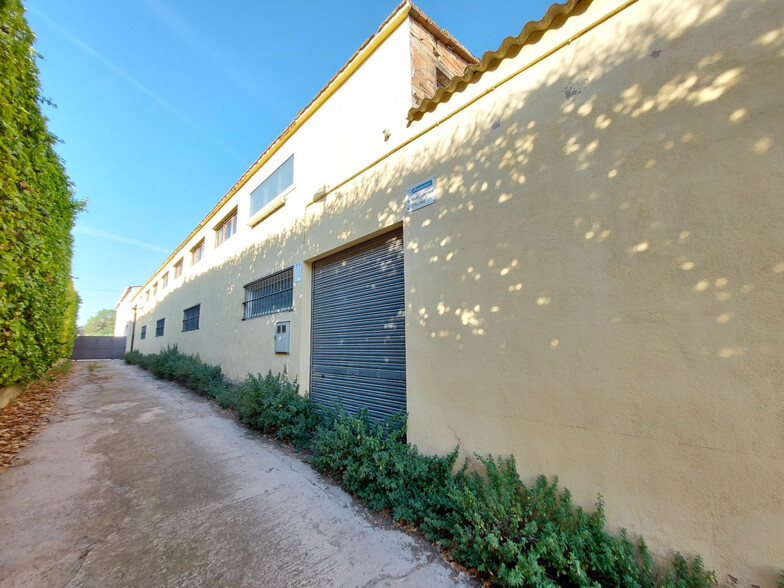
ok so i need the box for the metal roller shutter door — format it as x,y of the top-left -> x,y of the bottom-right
311,230 -> 406,420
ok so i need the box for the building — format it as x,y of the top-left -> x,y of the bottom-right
114,286 -> 140,338
117,0 -> 784,583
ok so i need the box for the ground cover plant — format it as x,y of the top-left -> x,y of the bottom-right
235,371 -> 321,451
126,347 -> 717,587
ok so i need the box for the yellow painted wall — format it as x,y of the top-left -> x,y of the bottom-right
126,15 -> 415,379
396,0 -> 782,584
122,0 -> 783,583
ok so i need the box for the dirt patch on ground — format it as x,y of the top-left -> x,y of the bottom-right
0,362 -> 73,472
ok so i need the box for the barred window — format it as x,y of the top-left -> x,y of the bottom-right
140,325 -> 146,340
155,318 -> 165,337
183,304 -> 200,332
243,267 -> 293,319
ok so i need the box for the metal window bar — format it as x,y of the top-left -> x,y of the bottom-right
243,268 -> 293,319
155,319 -> 165,337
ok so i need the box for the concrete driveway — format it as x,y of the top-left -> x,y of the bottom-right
0,361 -> 474,588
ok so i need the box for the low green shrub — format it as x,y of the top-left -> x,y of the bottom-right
125,347 -> 714,587
123,350 -> 143,366
235,371 -> 320,450
437,456 -> 639,586
311,408 -> 458,526
659,553 -> 713,588
124,346 -> 235,406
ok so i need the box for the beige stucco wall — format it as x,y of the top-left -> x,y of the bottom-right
0,384 -> 24,410
115,287 -> 139,338
126,0 -> 782,584
397,0 -> 782,584
129,16 -> 415,377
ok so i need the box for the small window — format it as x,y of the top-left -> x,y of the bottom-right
153,281 -> 158,296
162,272 -> 169,290
250,155 -> 293,216
215,209 -> 238,247
140,325 -> 147,339
183,304 -> 200,331
191,240 -> 204,265
146,290 -> 150,301
243,267 -> 293,319
173,258 -> 183,279
155,318 -> 165,337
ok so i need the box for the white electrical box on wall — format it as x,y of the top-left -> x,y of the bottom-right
275,321 -> 290,354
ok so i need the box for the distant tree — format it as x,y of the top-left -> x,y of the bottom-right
0,0 -> 83,385
83,309 -> 116,336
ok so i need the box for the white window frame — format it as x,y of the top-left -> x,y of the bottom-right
248,155 -> 294,227
190,239 -> 205,265
215,208 -> 238,247
173,258 -> 183,279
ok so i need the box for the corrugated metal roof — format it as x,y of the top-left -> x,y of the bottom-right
407,0 -> 586,122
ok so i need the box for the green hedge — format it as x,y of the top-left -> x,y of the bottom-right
0,1 -> 82,385
126,347 -> 715,587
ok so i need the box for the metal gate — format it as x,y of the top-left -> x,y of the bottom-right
311,230 -> 406,420
71,336 -> 127,360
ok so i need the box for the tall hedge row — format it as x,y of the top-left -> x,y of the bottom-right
0,0 -> 81,386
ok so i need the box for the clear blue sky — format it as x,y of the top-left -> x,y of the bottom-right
25,0 -> 554,324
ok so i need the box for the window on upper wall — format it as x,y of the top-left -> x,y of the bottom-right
243,267 -> 293,319
162,272 -> 169,290
140,325 -> 146,339
155,318 -> 165,337
250,155 -> 293,217
191,240 -> 204,265
173,258 -> 183,279
183,304 -> 200,332
146,290 -> 150,301
153,282 -> 158,296
215,208 -> 238,247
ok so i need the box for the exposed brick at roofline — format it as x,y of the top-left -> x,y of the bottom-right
410,18 -> 471,108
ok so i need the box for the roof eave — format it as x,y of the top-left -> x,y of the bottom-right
407,0 -> 586,122
130,1 -> 415,305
